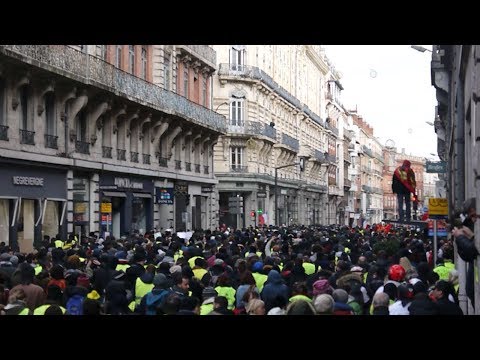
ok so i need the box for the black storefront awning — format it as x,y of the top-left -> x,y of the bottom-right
103,191 -> 127,197
133,193 -> 151,198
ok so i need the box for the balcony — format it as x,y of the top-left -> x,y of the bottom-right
102,146 -> 112,158
282,133 -> 299,151
20,129 -> 35,145
344,179 -> 352,188
231,165 -> 248,173
195,164 -> 201,173
0,45 -> 226,134
75,140 -> 89,154
227,120 -> 278,142
314,150 -> 326,163
362,185 -> 372,193
130,152 -> 139,163
204,165 -> 209,174
44,134 -> 58,149
142,153 -> 150,164
175,160 -> 182,170
159,157 -> 168,167
0,125 -> 8,141
176,45 -> 216,68
362,145 -> 373,158
185,162 -> 192,171
117,149 -> 126,161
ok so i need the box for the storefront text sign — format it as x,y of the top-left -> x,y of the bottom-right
12,176 -> 44,186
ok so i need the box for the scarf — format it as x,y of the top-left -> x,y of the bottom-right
394,166 -> 416,193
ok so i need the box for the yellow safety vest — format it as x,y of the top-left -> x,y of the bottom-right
54,240 -> 64,249
200,303 -> 214,315
135,278 -> 154,305
302,263 -> 316,276
188,256 -> 203,269
252,272 -> 268,292
214,286 -> 236,310
33,305 -> 67,315
116,264 -> 130,272
193,268 -> 208,281
34,265 -> 43,276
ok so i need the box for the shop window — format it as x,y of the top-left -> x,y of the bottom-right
0,199 -> 9,246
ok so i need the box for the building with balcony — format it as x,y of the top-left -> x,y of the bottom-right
0,45 -> 224,251
430,45 -> 480,313
350,112 -> 384,225
212,45 -> 338,227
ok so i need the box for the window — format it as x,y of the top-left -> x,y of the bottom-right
231,147 -> 243,169
202,76 -> 207,107
45,92 -> 55,135
141,46 -> 147,79
164,54 -> 171,90
96,45 -> 106,60
129,45 -> 135,74
0,77 -> 4,125
230,46 -> 245,71
73,177 -> 89,224
20,85 -> 29,130
229,99 -> 244,126
116,45 -> 122,68
76,109 -> 87,141
183,67 -> 189,98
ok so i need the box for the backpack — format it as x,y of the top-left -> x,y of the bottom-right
66,294 -> 85,315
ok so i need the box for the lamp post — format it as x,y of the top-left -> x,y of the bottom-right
274,163 -> 299,227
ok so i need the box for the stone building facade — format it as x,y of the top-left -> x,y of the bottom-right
0,45 -> 225,251
211,45 -> 346,227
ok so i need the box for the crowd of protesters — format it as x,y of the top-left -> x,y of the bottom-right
0,222 -> 464,315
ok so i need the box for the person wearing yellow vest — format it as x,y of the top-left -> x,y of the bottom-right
200,286 -> 218,315
134,264 -> 156,306
251,261 -> 268,292
34,284 -> 66,315
214,273 -> 236,310
1,287 -> 31,315
192,257 -> 209,286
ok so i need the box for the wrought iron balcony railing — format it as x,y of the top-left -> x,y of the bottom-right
44,134 -> 58,149
20,129 -> 35,145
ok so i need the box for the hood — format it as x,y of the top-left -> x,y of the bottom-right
140,272 -> 154,284
267,270 -> 283,284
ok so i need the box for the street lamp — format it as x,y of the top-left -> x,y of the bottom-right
274,163 -> 299,227
425,121 -> 434,126
411,45 -> 433,53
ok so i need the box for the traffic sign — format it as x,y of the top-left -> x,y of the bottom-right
101,202 -> 112,213
426,161 -> 446,173
428,198 -> 448,219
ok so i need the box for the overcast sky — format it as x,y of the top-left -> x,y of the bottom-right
322,45 -> 438,160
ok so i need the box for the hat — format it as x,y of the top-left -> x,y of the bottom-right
77,274 -> 90,289
87,290 -> 101,300
202,286 -> 217,299
252,261 -> 264,272
9,255 -> 18,266
313,294 -> 335,314
350,266 -> 363,273
153,273 -> 167,287
312,279 -> 333,296
403,160 -> 411,167
214,258 -> 224,266
0,253 -> 11,261
169,265 -> 182,274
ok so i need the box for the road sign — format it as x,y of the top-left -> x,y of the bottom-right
101,202 -> 112,213
101,214 -> 112,226
426,161 -> 446,173
428,197 -> 448,219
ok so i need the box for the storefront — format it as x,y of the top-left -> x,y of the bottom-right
99,174 -> 153,238
0,163 -> 67,252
